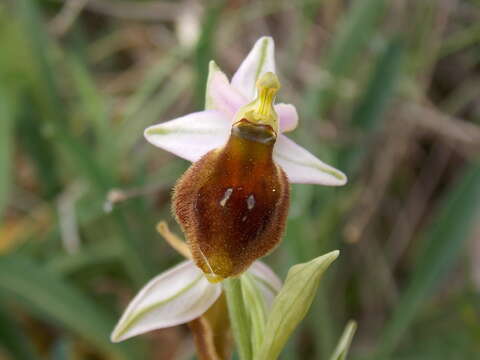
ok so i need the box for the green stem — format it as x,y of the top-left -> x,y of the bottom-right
223,278 -> 252,360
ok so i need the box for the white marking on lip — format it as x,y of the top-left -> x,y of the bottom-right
220,188 -> 233,207
247,194 -> 255,210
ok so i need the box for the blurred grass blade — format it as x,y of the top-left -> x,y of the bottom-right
51,337 -> 73,360
195,0 -> 223,107
350,38 -> 404,131
16,0 -> 113,191
327,0 -> 386,74
329,321 -> 357,360
124,48 -> 186,120
377,163 -> 480,356
440,22 -> 480,57
0,255 -> 140,360
0,303 -> 38,360
0,87 -> 13,219
46,241 -> 123,275
117,69 -> 190,155
68,54 -> 114,167
16,99 -> 63,198
10,0 -> 153,285
304,0 -> 387,118
340,37 -> 404,172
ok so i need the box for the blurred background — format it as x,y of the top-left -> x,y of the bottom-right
1,0 -> 480,359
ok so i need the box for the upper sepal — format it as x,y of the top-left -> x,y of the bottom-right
205,61 -> 246,115
231,37 -> 276,100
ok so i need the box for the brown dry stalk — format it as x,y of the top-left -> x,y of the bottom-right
156,221 -> 191,259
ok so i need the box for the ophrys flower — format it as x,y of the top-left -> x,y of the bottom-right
145,37 -> 346,281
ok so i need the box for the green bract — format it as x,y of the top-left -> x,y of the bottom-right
225,251 -> 350,360
256,251 -> 339,360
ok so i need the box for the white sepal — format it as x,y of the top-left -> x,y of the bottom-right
111,260 -> 222,342
231,36 -> 276,100
274,135 -> 347,186
144,110 -> 230,162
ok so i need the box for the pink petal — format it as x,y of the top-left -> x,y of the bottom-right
111,260 -> 221,342
275,103 -> 298,133
273,135 -> 347,186
144,110 -> 230,162
231,37 -> 276,100
205,61 -> 248,118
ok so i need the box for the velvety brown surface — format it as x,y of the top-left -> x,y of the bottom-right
173,119 -> 290,279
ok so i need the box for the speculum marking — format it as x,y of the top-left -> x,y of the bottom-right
247,194 -> 256,210
220,188 -> 234,207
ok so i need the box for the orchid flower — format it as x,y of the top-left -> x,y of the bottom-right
144,37 -> 347,282
112,37 -> 351,359
110,224 -> 281,343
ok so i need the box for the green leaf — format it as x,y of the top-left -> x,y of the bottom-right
329,321 -> 357,360
256,251 -> 339,360
377,163 -> 480,356
0,255 -> 140,360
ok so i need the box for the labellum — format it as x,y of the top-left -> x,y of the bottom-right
173,73 -> 290,281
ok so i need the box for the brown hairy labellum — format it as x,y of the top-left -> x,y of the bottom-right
173,119 -> 289,281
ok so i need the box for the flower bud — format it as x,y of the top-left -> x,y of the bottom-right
173,73 -> 289,281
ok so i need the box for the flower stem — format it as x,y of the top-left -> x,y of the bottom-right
223,278 -> 252,360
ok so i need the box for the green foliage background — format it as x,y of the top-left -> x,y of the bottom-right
1,0 -> 480,359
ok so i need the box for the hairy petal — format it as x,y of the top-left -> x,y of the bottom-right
111,261 -> 221,342
205,61 -> 247,117
248,261 -> 282,308
231,37 -> 276,100
144,110 -> 230,162
273,135 -> 347,186
275,103 -> 298,133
